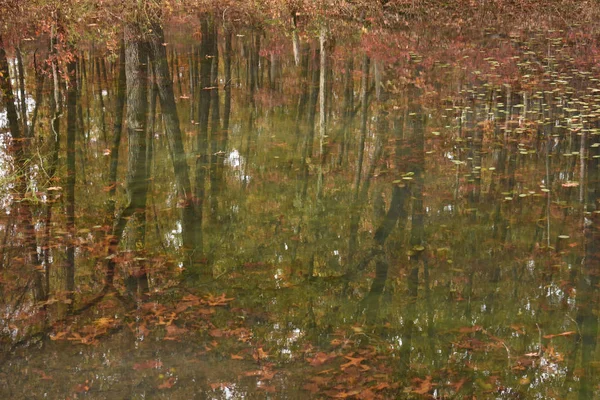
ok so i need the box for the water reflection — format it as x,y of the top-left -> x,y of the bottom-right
0,16 -> 600,399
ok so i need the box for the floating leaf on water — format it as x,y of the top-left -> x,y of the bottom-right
562,181 -> 579,187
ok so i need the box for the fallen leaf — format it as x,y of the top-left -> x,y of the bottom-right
458,325 -> 482,333
543,331 -> 576,339
340,356 -> 365,370
133,360 -> 163,371
412,376 -> 433,395
158,377 -> 176,389
205,293 -> 234,306
372,382 -> 390,391
303,383 -> 319,394
308,352 -> 336,367
73,381 -> 90,393
258,384 -> 276,392
255,347 -> 269,360
210,382 -> 230,390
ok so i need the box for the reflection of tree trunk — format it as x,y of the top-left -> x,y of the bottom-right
317,26 -> 327,199
194,15 -> 215,261
223,30 -> 232,132
95,56 -> 107,143
104,26 -> 152,301
65,58 -> 78,310
209,23 -> 221,221
337,57 -> 354,166
348,55 -> 370,258
355,55 -> 370,188
291,12 -> 300,66
0,35 -> 21,143
1,36 -> 46,302
28,52 -> 44,138
148,23 -> 199,274
575,205 -> 600,399
15,46 -> 28,133
43,43 -> 61,299
573,133 -> 600,398
300,46 -> 320,199
107,40 -> 126,218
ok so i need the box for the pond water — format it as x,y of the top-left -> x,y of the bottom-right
1,17 -> 599,399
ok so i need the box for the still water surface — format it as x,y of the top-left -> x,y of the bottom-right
0,22 -> 599,399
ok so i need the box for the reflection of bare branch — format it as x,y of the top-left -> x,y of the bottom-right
76,283 -> 134,314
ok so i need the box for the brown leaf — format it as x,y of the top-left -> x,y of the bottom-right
158,377 -> 176,389
543,331 -> 576,339
73,381 -> 90,393
205,293 -> 234,306
258,384 -> 276,392
231,353 -> 244,360
255,347 -> 269,360
458,325 -> 482,333
209,329 -> 224,338
372,382 -> 390,391
210,382 -> 230,390
308,352 -> 336,367
181,294 -> 201,303
133,360 -> 163,371
303,383 -> 319,394
340,356 -> 365,370
164,324 -> 187,341
450,378 -> 467,393
260,368 -> 276,380
324,390 -> 360,398
412,376 -> 433,395
357,389 -> 376,400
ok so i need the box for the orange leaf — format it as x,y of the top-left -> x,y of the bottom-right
158,377 -> 176,389
340,356 -> 365,370
256,347 -> 269,360
209,329 -> 224,338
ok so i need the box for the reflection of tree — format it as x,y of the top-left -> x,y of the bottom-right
573,140 -> 600,398
148,22 -> 199,275
65,56 -> 78,311
0,34 -> 45,303
103,24 -> 151,302
106,40 -> 126,218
